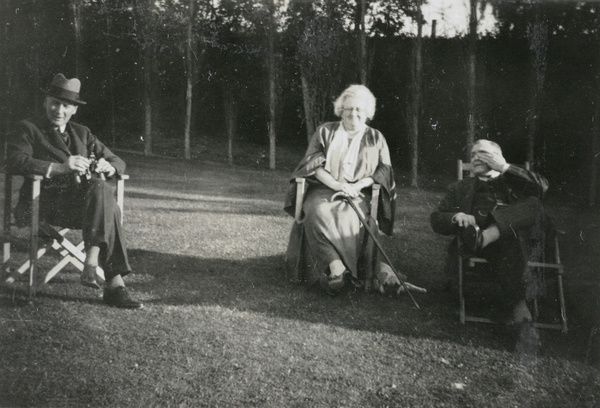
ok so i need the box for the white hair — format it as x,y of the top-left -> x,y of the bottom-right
333,84 -> 376,120
472,139 -> 503,155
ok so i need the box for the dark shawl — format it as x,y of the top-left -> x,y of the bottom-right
284,122 -> 396,236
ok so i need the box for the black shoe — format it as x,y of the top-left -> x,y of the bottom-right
103,287 -> 144,309
459,224 -> 482,257
319,270 -> 349,296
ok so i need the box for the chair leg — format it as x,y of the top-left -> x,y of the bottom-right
3,173 -> 12,279
557,266 -> 568,332
554,238 -> 568,333
28,178 -> 41,297
458,255 -> 465,324
40,256 -> 73,288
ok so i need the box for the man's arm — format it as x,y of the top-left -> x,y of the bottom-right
503,165 -> 549,199
7,121 -> 52,176
430,182 -> 464,236
477,149 -> 548,198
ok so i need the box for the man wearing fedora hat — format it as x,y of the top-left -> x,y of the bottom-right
7,73 -> 143,309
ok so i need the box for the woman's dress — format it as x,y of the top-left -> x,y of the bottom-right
284,121 -> 396,287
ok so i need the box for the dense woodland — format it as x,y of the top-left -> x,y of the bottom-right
1,0 -> 600,204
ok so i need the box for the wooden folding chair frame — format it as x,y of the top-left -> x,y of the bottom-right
2,171 -> 129,297
293,177 -> 380,291
456,160 -> 567,332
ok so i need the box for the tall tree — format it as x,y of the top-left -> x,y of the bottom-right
407,4 -> 424,188
1,0 -> 10,158
592,66 -> 600,207
183,0 -> 197,160
70,0 -> 84,78
466,0 -> 478,147
592,7 -> 600,207
266,0 -> 278,169
209,0 -> 262,164
291,1 -> 352,140
525,5 -> 548,167
356,0 -> 368,85
102,0 -> 117,146
132,0 -> 159,156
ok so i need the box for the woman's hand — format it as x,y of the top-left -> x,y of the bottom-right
340,182 -> 359,198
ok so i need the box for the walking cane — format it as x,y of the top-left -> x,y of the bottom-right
331,191 -> 423,309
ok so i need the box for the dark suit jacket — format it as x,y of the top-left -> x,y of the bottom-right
7,116 -> 125,181
430,165 -> 553,281
430,165 -> 549,237
6,116 -> 126,225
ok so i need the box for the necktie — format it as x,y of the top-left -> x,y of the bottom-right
54,128 -> 70,148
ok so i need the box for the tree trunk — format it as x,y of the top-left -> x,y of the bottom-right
300,67 -> 315,141
105,10 -> 116,147
408,11 -> 423,188
184,0 -> 196,160
1,0 -> 10,159
267,1 -> 277,170
466,0 -> 478,148
591,94 -> 600,207
143,42 -> 153,156
70,0 -> 83,78
224,86 -> 237,166
591,37 -> 600,207
357,0 -> 367,85
32,0 -> 41,111
526,11 -> 548,166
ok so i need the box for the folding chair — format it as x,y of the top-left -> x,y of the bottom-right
456,160 -> 567,332
2,170 -> 129,297
289,177 -> 381,291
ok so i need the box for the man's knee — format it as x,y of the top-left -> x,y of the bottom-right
492,196 -> 545,236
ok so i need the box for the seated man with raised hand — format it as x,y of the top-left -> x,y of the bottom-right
430,139 -> 552,327
7,73 -> 143,309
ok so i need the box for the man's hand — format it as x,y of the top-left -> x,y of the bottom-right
94,158 -> 116,177
452,212 -> 477,228
478,150 -> 508,173
66,155 -> 91,174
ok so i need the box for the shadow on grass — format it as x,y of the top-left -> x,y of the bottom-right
104,248 -> 585,362
0,245 -> 590,364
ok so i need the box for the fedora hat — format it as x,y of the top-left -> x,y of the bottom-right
40,73 -> 87,105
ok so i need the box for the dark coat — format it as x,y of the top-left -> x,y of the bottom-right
430,165 -> 554,287
7,116 -> 125,183
430,165 -> 549,237
7,116 -> 126,226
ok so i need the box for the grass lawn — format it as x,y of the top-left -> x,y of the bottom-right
1,140 -> 599,407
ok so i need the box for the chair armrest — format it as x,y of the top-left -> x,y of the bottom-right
115,174 -> 129,225
370,184 -> 380,223
294,178 -> 306,223
1,168 -> 43,181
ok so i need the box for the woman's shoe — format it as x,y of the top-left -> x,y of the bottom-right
319,270 -> 349,296
80,265 -> 102,289
328,270 -> 349,292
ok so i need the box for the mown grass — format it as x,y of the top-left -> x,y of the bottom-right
1,139 -> 599,407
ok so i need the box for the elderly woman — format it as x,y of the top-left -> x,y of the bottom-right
284,84 -> 397,295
